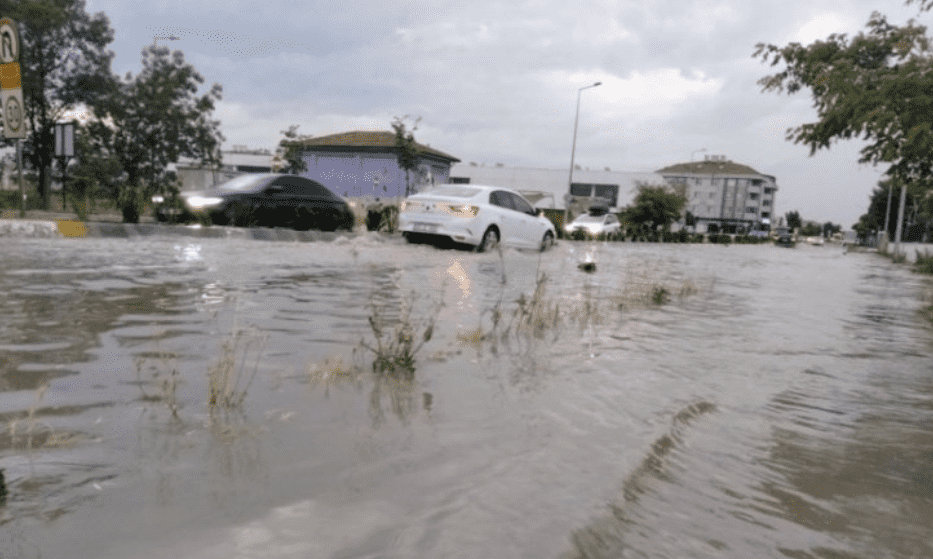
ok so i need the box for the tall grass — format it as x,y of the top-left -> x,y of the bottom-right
208,327 -> 268,409
458,271 -> 700,354
359,294 -> 441,378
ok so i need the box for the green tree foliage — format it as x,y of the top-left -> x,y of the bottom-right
89,45 -> 223,222
624,184 -> 686,233
822,221 -> 842,238
275,124 -> 309,175
754,4 -> 933,189
392,115 -> 421,197
0,0 -> 115,208
785,210 -> 802,230
854,178 -> 932,241
66,123 -> 120,219
799,222 -> 822,236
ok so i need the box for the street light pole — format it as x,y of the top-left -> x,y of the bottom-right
564,81 -> 601,231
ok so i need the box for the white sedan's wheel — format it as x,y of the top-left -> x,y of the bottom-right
540,231 -> 554,252
478,227 -> 499,252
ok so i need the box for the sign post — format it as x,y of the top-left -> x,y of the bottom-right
0,17 -> 25,216
55,121 -> 74,211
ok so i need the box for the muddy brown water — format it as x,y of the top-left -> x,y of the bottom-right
1,232 -> 932,558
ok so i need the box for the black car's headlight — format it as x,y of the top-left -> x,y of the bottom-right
185,196 -> 224,211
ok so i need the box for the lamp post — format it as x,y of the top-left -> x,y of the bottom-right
691,148 -> 707,162
564,81 -> 601,231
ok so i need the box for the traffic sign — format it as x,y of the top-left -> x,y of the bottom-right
2,88 -> 25,138
0,18 -> 19,64
0,61 -> 20,89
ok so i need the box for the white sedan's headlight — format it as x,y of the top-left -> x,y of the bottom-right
151,195 -> 165,203
186,196 -> 224,210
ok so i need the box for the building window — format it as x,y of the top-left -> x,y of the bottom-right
748,192 -> 759,200
449,176 -> 470,184
746,206 -> 757,213
571,183 -> 619,207
709,192 -> 716,198
764,187 -> 774,194
762,212 -> 770,218
763,199 -> 772,206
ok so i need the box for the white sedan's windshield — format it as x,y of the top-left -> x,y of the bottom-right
574,215 -> 606,224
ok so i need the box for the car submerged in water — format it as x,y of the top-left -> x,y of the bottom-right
398,184 -> 557,252
153,173 -> 355,231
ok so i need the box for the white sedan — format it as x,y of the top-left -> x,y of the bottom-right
398,185 -> 557,252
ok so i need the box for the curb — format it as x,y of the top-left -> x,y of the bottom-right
0,219 -> 357,243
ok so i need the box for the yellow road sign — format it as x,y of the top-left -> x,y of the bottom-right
0,61 -> 20,89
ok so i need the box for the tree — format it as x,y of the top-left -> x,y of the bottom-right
822,221 -> 842,238
274,125 -> 309,175
392,115 -> 421,197
855,178 -> 931,240
785,211 -> 802,230
624,184 -> 686,234
799,222 -> 822,236
66,122 -> 121,219
90,45 -> 223,222
0,0 -> 116,208
755,2 -> 933,247
755,9 -> 933,183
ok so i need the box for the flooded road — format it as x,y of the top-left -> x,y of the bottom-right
1,231 -> 932,558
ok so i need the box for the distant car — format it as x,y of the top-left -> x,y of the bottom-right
565,210 -> 621,237
398,184 -> 556,252
774,227 -> 795,247
153,173 -> 354,231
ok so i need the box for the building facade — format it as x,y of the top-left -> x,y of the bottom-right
656,155 -> 777,234
176,147 -> 274,191
294,131 -> 459,202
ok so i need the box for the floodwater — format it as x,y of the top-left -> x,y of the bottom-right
1,231 -> 932,559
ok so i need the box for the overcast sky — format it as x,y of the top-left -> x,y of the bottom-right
84,0 -> 928,227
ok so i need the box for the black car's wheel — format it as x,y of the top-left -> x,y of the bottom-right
477,227 -> 499,253
540,231 -> 554,252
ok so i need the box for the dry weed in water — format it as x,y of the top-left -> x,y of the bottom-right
360,294 -> 440,377
135,349 -> 182,417
208,327 -> 268,409
307,354 -> 362,390
8,383 -> 51,464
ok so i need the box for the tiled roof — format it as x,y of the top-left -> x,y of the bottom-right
294,131 -> 460,162
656,160 -> 762,175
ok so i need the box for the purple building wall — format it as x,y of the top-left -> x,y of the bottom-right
301,152 -> 452,200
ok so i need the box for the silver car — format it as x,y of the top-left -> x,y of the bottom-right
565,212 -> 621,237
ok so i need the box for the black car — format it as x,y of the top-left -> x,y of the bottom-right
155,173 -> 355,231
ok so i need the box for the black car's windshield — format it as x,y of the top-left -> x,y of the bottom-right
214,174 -> 277,192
